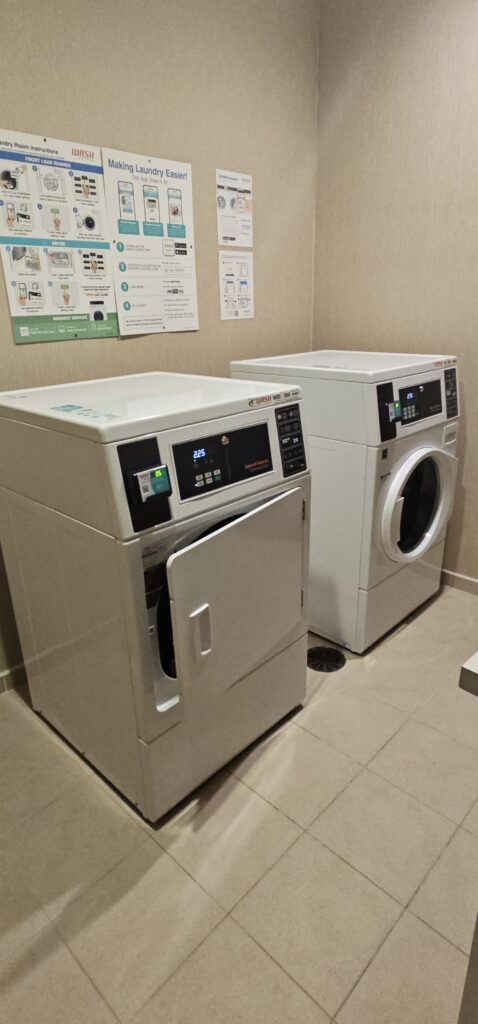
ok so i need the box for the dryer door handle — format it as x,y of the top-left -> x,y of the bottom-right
391,496 -> 404,544
189,603 -> 213,659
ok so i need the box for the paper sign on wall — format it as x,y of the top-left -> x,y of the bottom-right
216,169 -> 253,247
103,147 -> 198,336
0,129 -> 118,344
219,250 -> 254,320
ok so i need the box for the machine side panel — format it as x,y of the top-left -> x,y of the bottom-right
307,437 -> 367,648
0,493 -> 45,707
0,492 -> 144,808
0,417 -> 116,535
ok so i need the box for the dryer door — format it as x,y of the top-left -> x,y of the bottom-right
381,446 -> 457,563
167,486 -> 304,705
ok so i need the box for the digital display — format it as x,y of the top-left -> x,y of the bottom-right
193,448 -> 206,460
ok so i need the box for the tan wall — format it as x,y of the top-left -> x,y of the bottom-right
0,0 -> 320,678
315,0 -> 478,584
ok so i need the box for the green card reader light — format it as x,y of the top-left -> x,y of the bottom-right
134,465 -> 172,503
388,400 -> 401,423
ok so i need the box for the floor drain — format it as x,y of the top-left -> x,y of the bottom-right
307,646 -> 346,673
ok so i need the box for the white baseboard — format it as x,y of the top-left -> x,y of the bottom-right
441,569 -> 478,597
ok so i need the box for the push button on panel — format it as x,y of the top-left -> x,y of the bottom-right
445,368 -> 458,419
275,404 -> 307,478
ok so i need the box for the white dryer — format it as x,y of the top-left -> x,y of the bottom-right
231,351 -> 460,652
0,372 -> 310,820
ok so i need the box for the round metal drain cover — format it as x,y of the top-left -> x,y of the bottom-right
307,646 -> 346,673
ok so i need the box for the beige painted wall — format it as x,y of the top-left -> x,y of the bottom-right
315,0 -> 478,584
0,0 -> 320,677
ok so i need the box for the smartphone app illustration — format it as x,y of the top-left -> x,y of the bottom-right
118,181 -> 136,220
143,185 -> 160,223
167,188 -> 183,224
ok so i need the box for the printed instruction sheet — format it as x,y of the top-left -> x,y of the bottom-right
103,147 -> 198,335
219,250 -> 254,320
0,129 -> 118,344
216,169 -> 253,247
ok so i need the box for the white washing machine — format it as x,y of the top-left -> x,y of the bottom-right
231,351 -> 460,652
0,372 -> 310,820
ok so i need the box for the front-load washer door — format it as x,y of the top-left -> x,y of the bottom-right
166,486 -> 304,706
381,446 -> 457,563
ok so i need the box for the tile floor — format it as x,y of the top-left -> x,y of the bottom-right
1,585 -> 478,1022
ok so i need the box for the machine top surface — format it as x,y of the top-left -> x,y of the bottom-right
0,371 -> 300,443
231,349 -> 457,383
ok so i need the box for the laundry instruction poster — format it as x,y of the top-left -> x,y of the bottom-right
219,250 -> 254,320
216,169 -> 253,247
102,147 -> 198,336
0,129 -> 118,344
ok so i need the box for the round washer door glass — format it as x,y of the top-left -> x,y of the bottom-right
398,456 -> 438,553
381,446 -> 458,564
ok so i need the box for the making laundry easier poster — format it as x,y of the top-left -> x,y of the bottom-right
219,250 -> 254,320
0,129 -> 118,344
216,169 -> 253,247
103,147 -> 198,335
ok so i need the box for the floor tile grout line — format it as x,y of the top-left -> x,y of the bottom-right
44,832 -> 152,926
228,912 -> 333,1019
411,711 -> 478,756
150,821 -> 274,915
407,904 -> 471,959
229,823 -> 407,1022
293,714 -> 402,768
316,819 -> 474,1017
305,813 -> 470,949
109,915 -> 228,1024
302,705 -> 418,835
224,769 -> 311,830
0,775 -> 91,849
305,831 -> 404,909
0,916 -> 124,1024
49,859 -> 227,1022
304,762 -> 369,830
331,905 -> 408,1020
227,742 -> 358,832
365,759 -> 475,827
225,828 -> 306,917
52,930 -> 125,1023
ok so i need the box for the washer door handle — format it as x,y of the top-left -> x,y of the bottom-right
391,496 -> 404,544
189,603 -> 213,658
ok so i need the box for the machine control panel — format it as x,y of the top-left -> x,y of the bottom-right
173,423 -> 273,500
398,379 -> 442,425
444,368 -> 458,418
134,465 -> 172,503
378,377 -> 448,441
275,404 -> 307,476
